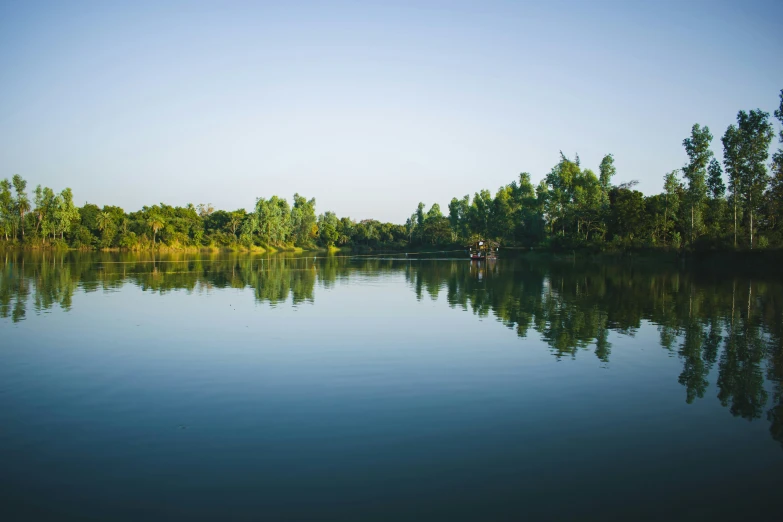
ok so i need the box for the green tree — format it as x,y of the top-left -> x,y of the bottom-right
147,215 -> 165,244
469,190 -> 493,239
32,185 -> 57,238
598,153 -> 616,204
536,180 -> 550,234
416,202 -> 426,227
610,188 -> 646,241
419,216 -> 451,245
448,195 -> 471,243
12,174 -> 30,241
663,171 -> 682,247
722,124 -> 743,247
769,90 -> 783,239
53,188 -> 79,241
722,109 -> 774,248
681,124 -> 713,246
405,213 -> 416,243
545,153 -> 581,237
706,158 -> 726,240
254,196 -> 292,245
291,194 -> 317,245
513,173 -> 544,245
239,214 -> 258,245
426,203 -> 442,221
95,211 -> 116,246
0,179 -> 13,241
337,217 -> 353,246
96,211 -> 112,234
227,211 -> 244,240
317,211 -> 339,247
490,185 -> 515,241
78,203 -> 102,244
737,110 -> 773,249
572,168 -> 602,241
707,158 -> 725,200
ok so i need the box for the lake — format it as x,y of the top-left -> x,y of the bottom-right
1,251 -> 782,521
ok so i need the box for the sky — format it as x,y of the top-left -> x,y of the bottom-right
1,0 -> 782,223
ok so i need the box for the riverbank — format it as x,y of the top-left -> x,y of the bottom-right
2,241 -> 780,267
0,243 -> 329,254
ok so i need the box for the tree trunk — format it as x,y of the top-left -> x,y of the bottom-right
690,205 -> 694,245
733,198 -> 737,248
749,193 -> 753,249
664,203 -> 668,247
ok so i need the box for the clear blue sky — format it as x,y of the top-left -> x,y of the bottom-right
1,0 -> 781,222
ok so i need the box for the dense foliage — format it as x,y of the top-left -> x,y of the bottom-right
2,90 -> 783,251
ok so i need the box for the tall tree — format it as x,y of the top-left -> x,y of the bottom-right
0,179 -> 13,241
12,174 -> 30,240
722,124 -> 743,247
663,171 -> 682,247
406,213 -> 416,243
735,110 -> 773,248
255,196 -> 292,245
448,197 -> 462,242
290,193 -> 317,245
723,109 -> 775,248
33,185 -> 47,236
513,173 -> 543,244
317,211 -> 339,247
681,124 -> 713,246
707,158 -> 725,200
227,211 -> 245,240
706,158 -> 726,239
572,168 -> 602,240
239,213 -> 258,245
426,203 -> 442,220
416,202 -> 426,227
448,195 -> 471,243
57,188 -> 79,241
147,215 -> 165,244
768,90 -> 783,239
545,152 -> 581,237
491,185 -> 515,240
469,190 -> 493,239
96,211 -> 113,234
598,153 -> 616,203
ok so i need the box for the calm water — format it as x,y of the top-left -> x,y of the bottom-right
1,251 -> 782,521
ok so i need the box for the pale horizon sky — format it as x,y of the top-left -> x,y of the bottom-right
1,0 -> 782,222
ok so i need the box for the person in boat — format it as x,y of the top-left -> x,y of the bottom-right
467,239 -> 499,259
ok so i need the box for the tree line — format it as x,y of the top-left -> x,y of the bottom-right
2,90 -> 782,251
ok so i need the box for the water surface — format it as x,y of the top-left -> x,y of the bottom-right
1,251 -> 782,521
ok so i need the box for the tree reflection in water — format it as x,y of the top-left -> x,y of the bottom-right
2,251 -> 782,447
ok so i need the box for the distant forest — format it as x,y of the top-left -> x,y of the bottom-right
2,90 -> 783,252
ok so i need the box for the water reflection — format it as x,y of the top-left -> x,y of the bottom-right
2,251 -> 782,448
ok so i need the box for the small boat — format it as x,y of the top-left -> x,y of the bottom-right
467,239 -> 499,260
